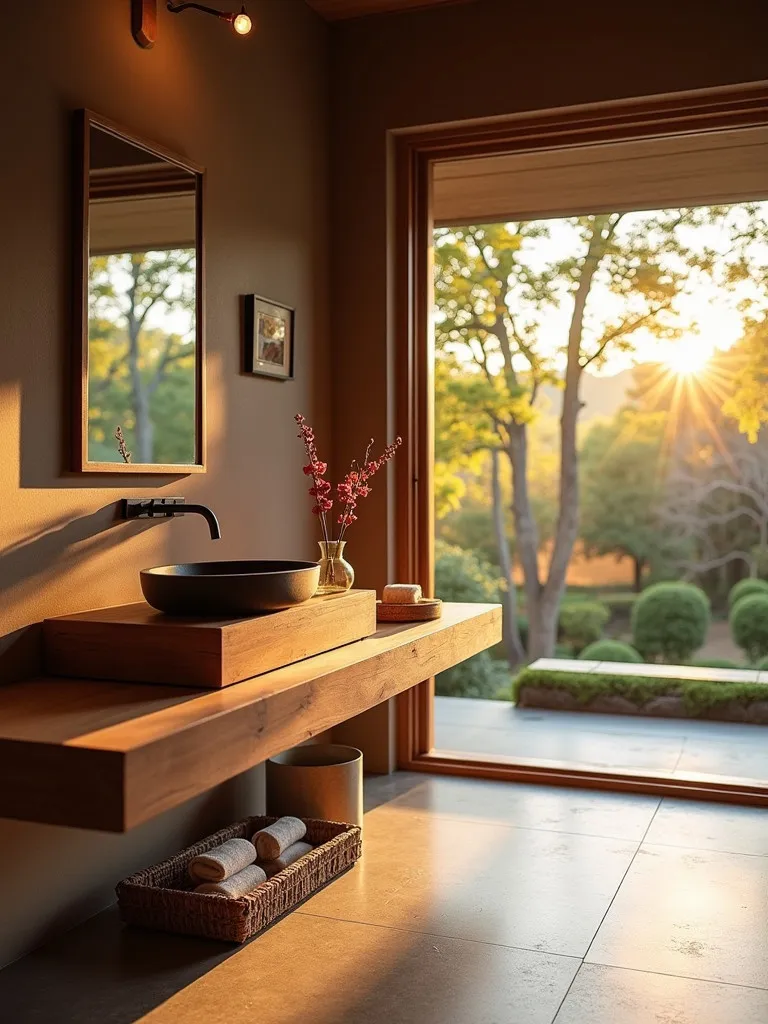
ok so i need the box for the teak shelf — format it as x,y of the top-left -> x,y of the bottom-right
43,591 -> 377,689
0,602 -> 500,832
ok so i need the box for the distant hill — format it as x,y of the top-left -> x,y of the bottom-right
536,365 -> 640,423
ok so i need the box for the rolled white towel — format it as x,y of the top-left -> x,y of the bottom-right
259,841 -> 313,878
194,863 -> 267,898
188,838 -> 256,884
252,816 -> 307,860
382,583 -> 422,605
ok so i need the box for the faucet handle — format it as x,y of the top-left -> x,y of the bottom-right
122,497 -> 186,519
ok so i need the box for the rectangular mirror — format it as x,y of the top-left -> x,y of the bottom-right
73,110 -> 205,472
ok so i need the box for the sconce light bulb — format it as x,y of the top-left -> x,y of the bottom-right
233,9 -> 252,34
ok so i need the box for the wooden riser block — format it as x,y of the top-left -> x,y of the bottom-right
43,590 -> 377,689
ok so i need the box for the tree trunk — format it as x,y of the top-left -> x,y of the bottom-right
633,556 -> 645,592
533,219 -> 608,651
506,424 -> 555,658
506,423 -> 541,606
526,592 -> 560,661
490,448 -> 526,667
126,260 -> 154,463
127,315 -> 154,463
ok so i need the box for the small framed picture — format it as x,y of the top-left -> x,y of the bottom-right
242,294 -> 295,380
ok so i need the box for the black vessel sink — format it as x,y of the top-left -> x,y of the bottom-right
140,560 -> 321,616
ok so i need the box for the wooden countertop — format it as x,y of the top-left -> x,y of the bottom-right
0,602 -> 501,831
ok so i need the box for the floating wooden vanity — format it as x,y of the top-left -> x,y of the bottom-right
0,602 -> 500,832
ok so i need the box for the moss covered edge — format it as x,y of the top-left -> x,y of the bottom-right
513,667 -> 768,722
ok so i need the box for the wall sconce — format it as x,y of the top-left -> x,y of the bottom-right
132,0 -> 252,48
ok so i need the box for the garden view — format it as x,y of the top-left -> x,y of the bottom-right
433,201 -> 768,703
87,248 -> 197,465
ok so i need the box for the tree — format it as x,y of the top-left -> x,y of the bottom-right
579,407 -> 682,590
662,427 -> 768,580
722,317 -> 768,442
89,249 -> 196,463
434,357 -> 525,665
435,213 -> 696,657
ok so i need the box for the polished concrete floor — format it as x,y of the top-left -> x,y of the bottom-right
435,696 -> 768,782
1,774 -> 766,1023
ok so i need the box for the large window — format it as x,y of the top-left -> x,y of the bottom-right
432,197 -> 768,783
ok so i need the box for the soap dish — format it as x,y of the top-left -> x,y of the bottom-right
376,598 -> 443,622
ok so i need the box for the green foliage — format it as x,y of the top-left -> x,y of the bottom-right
579,409 -> 688,584
437,504 -> 509,570
513,667 -> 767,716
727,577 -> 768,611
558,601 -> 610,654
579,639 -> 643,663
631,582 -> 710,662
435,653 -> 510,699
729,593 -> 768,661
755,655 -> 768,670
722,317 -> 768,442
599,592 -> 638,611
599,592 -> 639,629
434,541 -> 502,604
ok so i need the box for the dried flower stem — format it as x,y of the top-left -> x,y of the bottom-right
115,425 -> 132,464
295,414 -> 332,545
295,414 -> 402,548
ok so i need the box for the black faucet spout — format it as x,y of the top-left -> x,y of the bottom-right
178,504 -> 222,540
121,498 -> 222,540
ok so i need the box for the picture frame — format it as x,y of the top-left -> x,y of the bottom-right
242,294 -> 295,381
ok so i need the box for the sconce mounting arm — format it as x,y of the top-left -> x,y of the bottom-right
167,1 -> 234,21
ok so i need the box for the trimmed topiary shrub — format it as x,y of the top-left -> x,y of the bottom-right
730,593 -> 768,662
579,639 -> 643,663
727,577 -> 768,611
631,582 -> 710,663
559,601 -> 609,654
436,652 -> 510,699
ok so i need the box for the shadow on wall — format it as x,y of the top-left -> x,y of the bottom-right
0,503 -> 164,680
0,765 -> 264,977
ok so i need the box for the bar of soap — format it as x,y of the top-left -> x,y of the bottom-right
382,584 -> 423,605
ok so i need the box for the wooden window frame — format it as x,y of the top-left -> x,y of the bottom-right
394,82 -> 768,807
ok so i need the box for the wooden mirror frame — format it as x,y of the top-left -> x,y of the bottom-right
72,109 -> 206,473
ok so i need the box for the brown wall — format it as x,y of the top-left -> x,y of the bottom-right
0,0 -> 329,967
328,0 -> 768,766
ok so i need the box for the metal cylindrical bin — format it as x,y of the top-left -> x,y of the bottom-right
266,744 -> 363,826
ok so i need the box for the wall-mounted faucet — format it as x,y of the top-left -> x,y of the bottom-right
122,498 -> 222,540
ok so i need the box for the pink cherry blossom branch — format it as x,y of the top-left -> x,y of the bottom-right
336,436 -> 402,543
295,414 -> 402,544
295,413 -> 332,545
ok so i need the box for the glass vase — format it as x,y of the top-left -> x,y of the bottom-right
316,540 -> 354,595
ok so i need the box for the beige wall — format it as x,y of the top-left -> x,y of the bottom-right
0,0 -> 329,967
328,0 -> 768,765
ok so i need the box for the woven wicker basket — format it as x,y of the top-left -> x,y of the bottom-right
117,816 -> 362,943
